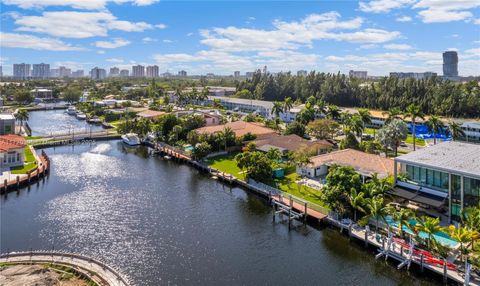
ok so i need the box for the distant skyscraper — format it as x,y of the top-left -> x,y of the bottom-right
297,70 -> 307,77
0,65 -> 2,78
146,65 -> 159,78
132,65 -> 145,77
443,51 -> 458,77
58,66 -> 71,78
72,70 -> 84,78
120,69 -> 129,77
178,70 -> 187,77
245,72 -> 254,78
90,67 -> 106,80
49,69 -> 60,78
13,63 -> 31,79
349,70 -> 368,79
32,63 -> 50,79
234,71 -> 240,77
109,67 -> 120,77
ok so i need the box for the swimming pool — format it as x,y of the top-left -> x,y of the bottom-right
385,216 -> 459,248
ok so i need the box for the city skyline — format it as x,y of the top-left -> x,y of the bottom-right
0,1 -> 479,76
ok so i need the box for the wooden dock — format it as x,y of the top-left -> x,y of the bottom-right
270,194 -> 328,221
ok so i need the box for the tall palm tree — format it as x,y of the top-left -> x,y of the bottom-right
349,190 -> 366,222
265,147 -> 283,162
271,101 -> 283,118
357,108 -> 372,132
363,196 -> 389,235
405,104 -> 424,151
15,108 -> 29,128
447,121 -> 465,141
315,100 -> 327,116
446,225 -> 473,262
221,127 -> 236,150
415,216 -> 441,249
382,107 -> 402,124
389,208 -> 414,237
350,114 -> 365,140
426,115 -> 444,145
327,104 -> 341,120
283,97 -> 293,113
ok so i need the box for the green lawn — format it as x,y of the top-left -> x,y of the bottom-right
25,135 -> 44,140
405,135 -> 426,146
204,152 -> 246,180
11,146 -> 38,174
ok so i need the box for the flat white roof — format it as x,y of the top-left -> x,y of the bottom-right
208,96 -> 274,109
395,141 -> 480,178
0,114 -> 15,120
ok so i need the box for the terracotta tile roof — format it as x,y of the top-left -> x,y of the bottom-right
0,135 -> 26,152
195,121 -> 276,138
137,110 -> 166,118
254,134 -> 333,152
308,149 -> 394,178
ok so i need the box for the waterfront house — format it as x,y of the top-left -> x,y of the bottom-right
137,110 -> 166,119
254,134 -> 334,155
30,88 -> 53,100
393,141 -> 480,223
0,114 -> 16,135
0,135 -> 26,168
195,121 -> 276,139
297,149 -> 394,181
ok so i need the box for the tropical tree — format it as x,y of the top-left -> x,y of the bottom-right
415,216 -> 442,249
362,196 -> 389,235
326,104 -> 341,120
357,108 -> 372,140
315,99 -> 327,116
321,165 -> 362,214
271,101 -> 283,118
447,121 -> 465,141
283,97 -> 293,113
376,119 -> 408,156
446,225 -> 473,262
285,121 -> 306,137
404,104 -> 425,151
388,207 -> 414,237
382,107 -> 403,124
192,142 -> 211,161
426,115 -> 444,145
349,189 -> 366,222
265,147 -> 282,162
235,151 -> 273,181
307,119 -> 339,140
14,89 -> 34,104
15,108 -> 29,127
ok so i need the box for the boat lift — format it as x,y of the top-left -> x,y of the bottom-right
271,198 -> 304,230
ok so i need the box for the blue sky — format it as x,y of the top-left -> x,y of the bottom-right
1,0 -> 479,76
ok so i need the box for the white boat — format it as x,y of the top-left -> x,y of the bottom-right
122,133 -> 141,146
88,117 -> 102,124
164,155 -> 172,160
76,112 -> 87,120
66,106 -> 76,115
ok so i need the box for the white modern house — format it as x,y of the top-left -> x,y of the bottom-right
462,121 -> 480,142
394,141 -> 480,223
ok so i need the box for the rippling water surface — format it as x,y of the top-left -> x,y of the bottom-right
27,109 -> 105,136
1,141 -> 440,285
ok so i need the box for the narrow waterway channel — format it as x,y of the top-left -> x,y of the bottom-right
1,139 -> 444,285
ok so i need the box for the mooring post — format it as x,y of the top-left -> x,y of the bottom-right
364,229 -> 368,248
420,254 -> 424,273
28,172 -> 31,183
304,202 -> 307,224
400,246 -> 403,257
348,223 -> 352,240
4,179 -> 7,191
443,259 -> 448,284
16,176 -> 20,187
272,204 -> 276,223
288,208 -> 292,230
382,238 -> 385,250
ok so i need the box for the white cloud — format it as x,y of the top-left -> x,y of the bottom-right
396,16 -> 412,22
162,39 -> 173,43
384,43 -> 413,50
95,38 -> 130,48
0,32 -> 83,51
155,23 -> 167,29
3,0 -> 158,10
14,11 -> 153,38
106,58 -> 124,63
413,0 -> 480,23
475,19 -> 480,24
142,37 -> 156,43
358,44 -> 379,49
186,32 -> 194,37
97,50 -> 105,54
417,9 -> 472,23
359,0 -> 416,13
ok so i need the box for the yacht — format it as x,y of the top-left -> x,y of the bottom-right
122,133 -> 141,146
66,106 -> 76,115
76,112 -> 87,120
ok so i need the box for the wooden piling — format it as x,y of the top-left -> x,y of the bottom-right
420,254 -> 424,273
364,230 -> 368,248
303,202 -> 307,224
443,259 -> 448,284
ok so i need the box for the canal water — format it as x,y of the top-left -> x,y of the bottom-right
27,109 -> 104,136
1,140 -> 441,285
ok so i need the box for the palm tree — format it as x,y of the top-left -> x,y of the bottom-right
283,97 -> 293,113
271,101 -> 283,118
446,225 -> 472,262
363,196 -> 389,235
266,147 -> 282,162
357,108 -> 372,133
327,104 -> 340,120
221,127 -> 236,150
382,107 -> 402,124
415,216 -> 441,249
350,114 -> 365,140
349,190 -> 366,222
315,99 -> 327,116
426,115 -> 444,145
447,121 -> 465,141
404,104 -> 424,151
389,208 -> 414,237
15,108 -> 29,128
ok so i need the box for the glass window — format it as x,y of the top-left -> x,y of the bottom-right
464,177 -> 480,208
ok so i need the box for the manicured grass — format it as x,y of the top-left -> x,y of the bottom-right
405,135 -> 426,146
25,135 -> 45,140
10,146 -> 38,174
204,152 -> 246,180
364,128 -> 377,135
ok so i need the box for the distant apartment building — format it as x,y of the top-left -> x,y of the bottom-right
245,72 -> 254,78
297,70 -> 307,77
71,70 -> 84,78
389,72 -> 437,80
349,70 -> 368,79
162,72 -> 172,78
178,70 -> 187,77
32,63 -> 50,79
146,65 -> 159,78
58,66 -> 71,78
49,69 -> 60,78
0,66 -> 3,78
443,51 -> 458,77
234,71 -> 240,77
132,65 -> 145,78
109,67 -> 120,77
90,67 -> 107,80
13,63 -> 31,80
206,73 -> 215,78
120,69 -> 129,77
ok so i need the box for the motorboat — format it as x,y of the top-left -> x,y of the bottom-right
66,106 -> 76,115
122,133 -> 141,146
76,112 -> 87,120
88,117 -> 102,124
